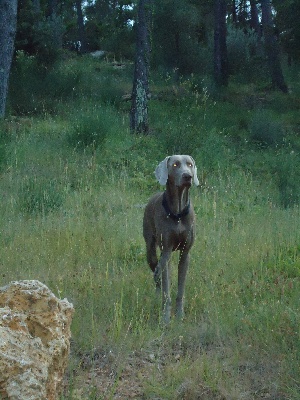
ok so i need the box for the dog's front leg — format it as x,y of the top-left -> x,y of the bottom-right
155,249 -> 172,324
176,250 -> 190,319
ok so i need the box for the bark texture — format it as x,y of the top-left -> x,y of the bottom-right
261,0 -> 288,93
214,0 -> 228,87
130,0 -> 152,133
76,0 -> 87,54
250,0 -> 260,34
0,0 -> 18,117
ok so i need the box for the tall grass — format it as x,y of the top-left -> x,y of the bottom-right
2,55 -> 300,399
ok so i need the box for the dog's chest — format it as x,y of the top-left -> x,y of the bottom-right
169,220 -> 193,250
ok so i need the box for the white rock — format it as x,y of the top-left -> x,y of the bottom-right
0,280 -> 74,400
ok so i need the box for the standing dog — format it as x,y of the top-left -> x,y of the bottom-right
143,155 -> 199,323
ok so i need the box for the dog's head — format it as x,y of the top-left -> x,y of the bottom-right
155,155 -> 199,187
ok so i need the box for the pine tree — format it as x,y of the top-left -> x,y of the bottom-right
214,0 -> 228,86
130,0 -> 152,133
261,0 -> 288,93
0,0 -> 18,117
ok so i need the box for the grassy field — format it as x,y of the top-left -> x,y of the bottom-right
1,55 -> 300,399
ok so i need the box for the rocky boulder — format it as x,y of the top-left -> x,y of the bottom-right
0,280 -> 74,400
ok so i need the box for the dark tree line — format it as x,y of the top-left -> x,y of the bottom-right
1,0 -> 298,119
130,0 -> 289,132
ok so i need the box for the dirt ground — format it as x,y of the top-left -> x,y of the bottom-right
63,345 -> 283,400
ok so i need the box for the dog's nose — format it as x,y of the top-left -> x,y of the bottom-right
182,173 -> 192,182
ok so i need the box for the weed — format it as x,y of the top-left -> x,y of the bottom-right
66,102 -> 122,151
68,111 -> 107,150
18,176 -> 65,214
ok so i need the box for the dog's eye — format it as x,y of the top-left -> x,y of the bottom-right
187,162 -> 193,167
173,162 -> 179,167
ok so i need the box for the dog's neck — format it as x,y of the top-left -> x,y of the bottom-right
165,182 -> 190,216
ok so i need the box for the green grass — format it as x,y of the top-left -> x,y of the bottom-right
1,55 -> 300,399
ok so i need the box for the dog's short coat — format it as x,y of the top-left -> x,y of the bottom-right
143,155 -> 199,323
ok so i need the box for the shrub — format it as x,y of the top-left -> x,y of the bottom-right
0,122 -> 8,172
33,15 -> 65,67
93,74 -> 125,106
8,52 -> 82,115
67,105 -> 121,150
9,53 -> 128,116
8,51 -> 40,115
249,110 -> 285,148
68,113 -> 106,150
227,25 -> 266,82
43,61 -> 82,101
158,121 -> 199,155
272,150 -> 300,208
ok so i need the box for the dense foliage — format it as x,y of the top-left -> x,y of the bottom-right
13,1 -> 300,70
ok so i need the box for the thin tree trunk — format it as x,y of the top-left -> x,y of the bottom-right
231,0 -> 237,25
76,0 -> 87,54
237,0 -> 247,26
0,0 -> 18,118
46,0 -> 64,51
214,0 -> 228,87
261,0 -> 288,93
174,30 -> 180,82
130,0 -> 152,133
249,0 -> 260,35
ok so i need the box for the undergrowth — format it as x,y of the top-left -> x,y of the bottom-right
1,54 -> 300,399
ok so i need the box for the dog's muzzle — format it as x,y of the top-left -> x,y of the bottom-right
181,173 -> 192,186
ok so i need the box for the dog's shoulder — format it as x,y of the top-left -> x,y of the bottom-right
144,192 -> 164,216
146,191 -> 163,205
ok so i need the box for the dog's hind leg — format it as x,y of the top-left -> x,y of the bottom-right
145,235 -> 158,273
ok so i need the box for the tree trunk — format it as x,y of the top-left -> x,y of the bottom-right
237,0 -> 247,27
46,0 -> 63,51
261,0 -> 288,93
231,0 -> 237,25
249,0 -> 260,35
76,0 -> 87,54
130,0 -> 152,133
0,0 -> 18,118
214,0 -> 228,87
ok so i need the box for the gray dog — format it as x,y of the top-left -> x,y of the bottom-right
143,155 -> 199,323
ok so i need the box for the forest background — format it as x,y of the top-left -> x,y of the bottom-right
0,0 -> 300,398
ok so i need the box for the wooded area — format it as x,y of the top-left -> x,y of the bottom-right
0,1 -> 300,398
1,0 -> 300,119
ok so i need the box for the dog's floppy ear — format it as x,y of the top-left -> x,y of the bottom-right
190,157 -> 200,186
155,157 -> 169,185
